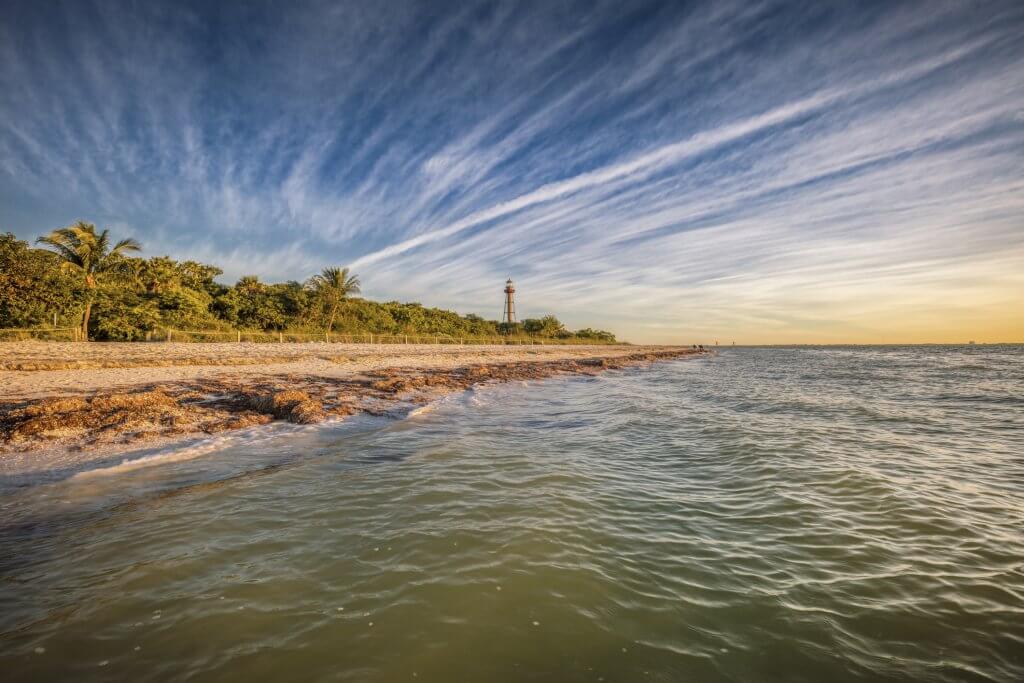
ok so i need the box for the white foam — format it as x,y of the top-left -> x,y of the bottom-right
66,419 -> 335,481
408,404 -> 437,418
70,438 -> 232,479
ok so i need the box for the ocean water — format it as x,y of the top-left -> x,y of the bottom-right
1,346 -> 1023,682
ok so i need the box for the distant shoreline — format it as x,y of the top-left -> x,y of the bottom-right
727,342 -> 1023,347
0,343 -> 707,473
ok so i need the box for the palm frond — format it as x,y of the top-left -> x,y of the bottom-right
308,266 -> 361,296
111,237 -> 142,254
36,234 -> 85,267
37,221 -> 142,282
344,273 -> 361,294
95,228 -> 110,256
43,227 -> 82,247
68,223 -> 97,245
321,267 -> 343,285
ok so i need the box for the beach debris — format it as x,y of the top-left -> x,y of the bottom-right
1,390 -> 173,443
1,348 -> 702,454
200,412 -> 272,434
243,390 -> 326,424
0,387 -> 266,448
330,403 -> 358,417
289,399 -> 326,424
244,389 -> 305,417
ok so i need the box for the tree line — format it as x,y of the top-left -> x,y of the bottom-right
1,222 -> 617,343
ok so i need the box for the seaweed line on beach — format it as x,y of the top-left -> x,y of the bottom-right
1,348 -> 707,455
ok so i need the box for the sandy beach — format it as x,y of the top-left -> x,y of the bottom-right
1,342 -> 704,472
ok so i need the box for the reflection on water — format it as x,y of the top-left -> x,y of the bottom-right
1,346 -> 1023,682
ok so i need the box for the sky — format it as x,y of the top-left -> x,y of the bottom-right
1,0 -> 1022,344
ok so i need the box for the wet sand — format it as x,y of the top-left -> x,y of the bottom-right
0,342 -> 706,473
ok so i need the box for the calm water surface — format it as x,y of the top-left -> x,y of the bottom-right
1,346 -> 1023,682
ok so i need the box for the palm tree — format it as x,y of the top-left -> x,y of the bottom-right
36,221 -> 141,340
306,266 -> 360,332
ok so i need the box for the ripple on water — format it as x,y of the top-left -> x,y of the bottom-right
1,346 -> 1023,682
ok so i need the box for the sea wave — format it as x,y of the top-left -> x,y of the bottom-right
2,345 -> 1023,682
70,438 -> 235,479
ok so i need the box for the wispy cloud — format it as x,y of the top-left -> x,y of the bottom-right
1,0 -> 1022,342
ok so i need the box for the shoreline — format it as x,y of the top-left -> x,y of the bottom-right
1,343 -> 708,474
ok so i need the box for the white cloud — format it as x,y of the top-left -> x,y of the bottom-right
1,0 -> 1022,341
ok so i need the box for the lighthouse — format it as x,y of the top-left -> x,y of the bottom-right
502,278 -> 516,325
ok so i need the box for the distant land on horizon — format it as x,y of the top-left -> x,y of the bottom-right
728,341 -> 1024,348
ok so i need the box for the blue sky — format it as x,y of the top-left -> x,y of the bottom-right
2,0 -> 1022,343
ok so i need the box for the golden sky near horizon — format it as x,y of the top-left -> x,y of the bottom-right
592,249 -> 1024,345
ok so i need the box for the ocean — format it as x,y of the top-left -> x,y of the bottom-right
1,346 -> 1022,682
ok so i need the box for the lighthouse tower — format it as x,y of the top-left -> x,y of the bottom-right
502,278 -> 516,325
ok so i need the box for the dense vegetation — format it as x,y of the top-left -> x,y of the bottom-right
1,225 -> 617,343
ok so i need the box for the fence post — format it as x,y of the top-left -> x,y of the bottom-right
326,331 -> 330,343
237,330 -> 241,343
167,328 -> 172,342
279,332 -> 283,343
